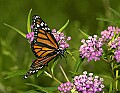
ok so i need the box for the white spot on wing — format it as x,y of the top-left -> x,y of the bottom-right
37,24 -> 40,27
24,76 -> 27,79
48,28 -> 50,30
39,66 -> 43,69
36,16 -> 39,18
42,28 -> 45,30
45,23 -> 47,26
32,70 -> 35,73
34,27 -> 37,29
40,22 -> 44,26
45,27 -> 48,30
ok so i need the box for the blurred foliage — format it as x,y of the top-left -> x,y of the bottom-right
1,0 -> 120,93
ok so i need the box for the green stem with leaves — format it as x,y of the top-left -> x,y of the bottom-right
101,56 -> 119,92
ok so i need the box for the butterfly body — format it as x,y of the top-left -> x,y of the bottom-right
23,15 -> 65,79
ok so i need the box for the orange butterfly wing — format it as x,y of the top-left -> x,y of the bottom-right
31,15 -> 59,58
23,53 -> 58,79
31,29 -> 59,58
23,15 -> 59,79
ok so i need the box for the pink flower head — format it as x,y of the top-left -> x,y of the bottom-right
101,26 -> 120,43
74,71 -> 105,93
52,29 -> 71,50
58,82 -> 73,93
79,35 -> 103,62
26,32 -> 34,43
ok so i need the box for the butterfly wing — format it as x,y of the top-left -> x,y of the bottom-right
23,15 -> 60,79
32,15 -> 51,33
31,15 -> 59,58
23,53 -> 58,79
31,29 -> 59,58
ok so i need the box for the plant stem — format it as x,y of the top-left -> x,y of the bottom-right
44,71 -> 62,84
101,57 -> 109,63
59,65 -> 70,82
115,69 -> 118,92
111,62 -> 115,79
52,76 -> 62,84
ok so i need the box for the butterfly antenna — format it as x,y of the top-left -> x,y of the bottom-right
59,54 -> 62,59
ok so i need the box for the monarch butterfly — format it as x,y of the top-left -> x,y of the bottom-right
23,15 -> 66,79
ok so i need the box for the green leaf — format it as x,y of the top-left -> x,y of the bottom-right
24,90 -> 39,93
66,50 -> 76,62
97,74 -> 113,87
37,69 -> 44,77
79,29 -> 89,38
109,82 -> 113,93
109,7 -> 120,18
72,57 -> 84,75
69,71 -> 79,75
4,23 -> 26,38
98,74 -> 113,80
27,9 -> 32,33
26,83 -> 52,93
51,59 -> 58,75
96,18 -> 120,25
4,70 -> 26,79
58,20 -> 69,32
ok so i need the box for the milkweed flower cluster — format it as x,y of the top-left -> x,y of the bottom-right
52,29 -> 71,50
79,35 -> 103,62
110,37 -> 120,62
73,71 -> 104,93
79,26 -> 120,62
101,26 -> 120,43
101,26 -> 120,63
58,82 -> 73,93
110,37 -> 120,49
114,49 -> 120,62
58,71 -> 104,93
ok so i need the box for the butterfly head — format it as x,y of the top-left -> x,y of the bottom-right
55,48 -> 66,58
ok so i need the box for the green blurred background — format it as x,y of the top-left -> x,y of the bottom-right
0,0 -> 120,93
